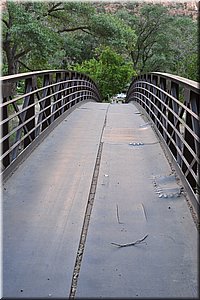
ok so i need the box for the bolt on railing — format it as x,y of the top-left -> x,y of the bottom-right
1,70 -> 101,179
126,72 -> 200,211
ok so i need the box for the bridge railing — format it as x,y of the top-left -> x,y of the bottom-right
126,72 -> 199,211
1,70 -> 101,179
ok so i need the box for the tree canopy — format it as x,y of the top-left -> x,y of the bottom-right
1,1 -> 198,99
73,46 -> 135,100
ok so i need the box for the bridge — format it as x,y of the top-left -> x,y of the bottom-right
1,70 -> 199,298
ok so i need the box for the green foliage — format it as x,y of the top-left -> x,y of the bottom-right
186,54 -> 199,82
2,1 -> 138,75
61,32 -> 98,67
167,16 -> 198,81
115,4 -> 198,81
2,1 -> 198,83
90,13 -> 119,38
73,47 -> 136,100
116,4 -> 172,73
6,3 -> 57,52
2,2 -> 62,74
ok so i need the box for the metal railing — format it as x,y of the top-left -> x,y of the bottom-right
1,70 -> 101,179
126,72 -> 199,211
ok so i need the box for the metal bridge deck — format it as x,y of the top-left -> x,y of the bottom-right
2,101 -> 198,298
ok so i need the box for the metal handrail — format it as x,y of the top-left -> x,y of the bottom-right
1,70 -> 101,179
126,72 -> 200,211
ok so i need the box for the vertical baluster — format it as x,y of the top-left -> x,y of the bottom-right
159,77 -> 167,141
61,72 -> 68,113
23,76 -> 36,148
151,75 -> 158,124
166,80 -> 178,158
171,82 -> 182,165
53,72 -> 62,120
189,91 -> 200,199
182,88 -> 199,194
2,93 -> 10,168
37,74 -> 52,133
71,72 -> 77,103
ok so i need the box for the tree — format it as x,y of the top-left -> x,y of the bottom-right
2,2 -> 61,74
73,46 -> 136,100
115,3 -> 198,80
2,1 -> 136,76
116,4 -> 172,73
2,1 -> 198,82
167,16 -> 199,81
2,1 -> 97,75
57,12 -> 136,69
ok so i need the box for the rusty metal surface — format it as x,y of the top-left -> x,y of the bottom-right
76,103 -> 198,298
3,102 -> 108,298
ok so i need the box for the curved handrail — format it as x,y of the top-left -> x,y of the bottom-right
1,70 -> 101,179
126,72 -> 200,211
151,72 -> 199,92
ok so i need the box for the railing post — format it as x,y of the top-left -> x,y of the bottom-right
190,91 -> 200,200
171,81 -> 182,165
41,74 -> 52,132
74,72 -> 79,105
68,71 -> 74,108
166,80 -> 179,158
1,70 -> 101,179
159,77 -> 167,141
2,95 -> 10,168
24,77 -> 36,148
126,72 -> 199,209
182,88 -> 199,194
151,75 -> 158,124
62,71 -> 70,111
53,72 -> 62,120
60,72 -> 67,114
72,72 -> 78,106
82,74 -> 86,102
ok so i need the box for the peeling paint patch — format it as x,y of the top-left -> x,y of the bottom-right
152,174 -> 183,199
139,122 -> 152,128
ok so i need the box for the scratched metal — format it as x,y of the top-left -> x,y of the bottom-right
3,102 -> 109,298
152,174 -> 183,198
76,103 -> 198,298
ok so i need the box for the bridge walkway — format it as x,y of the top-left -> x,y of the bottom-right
3,101 -> 198,298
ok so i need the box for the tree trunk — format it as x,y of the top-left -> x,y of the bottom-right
4,43 -> 18,95
7,49 -> 18,75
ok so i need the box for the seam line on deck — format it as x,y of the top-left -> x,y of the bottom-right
69,104 -> 109,299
